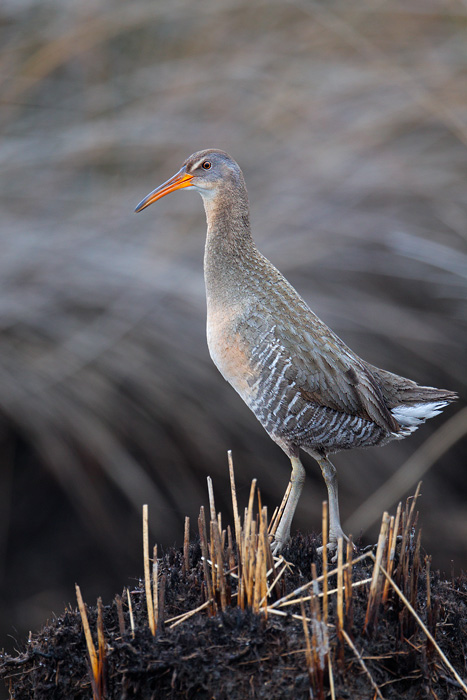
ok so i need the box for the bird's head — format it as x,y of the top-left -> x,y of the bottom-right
135,149 -> 244,213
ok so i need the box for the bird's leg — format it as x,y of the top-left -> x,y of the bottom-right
271,455 -> 305,554
315,454 -> 351,550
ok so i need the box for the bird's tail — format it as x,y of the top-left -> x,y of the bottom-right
365,362 -> 457,436
390,398 -> 454,434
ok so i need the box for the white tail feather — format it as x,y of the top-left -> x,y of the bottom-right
391,401 -> 449,433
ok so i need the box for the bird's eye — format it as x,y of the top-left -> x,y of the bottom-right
202,161 -> 211,170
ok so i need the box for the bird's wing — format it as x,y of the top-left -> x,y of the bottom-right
277,313 -> 400,432
242,296 -> 400,434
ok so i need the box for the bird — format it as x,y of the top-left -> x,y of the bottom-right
135,149 -> 457,552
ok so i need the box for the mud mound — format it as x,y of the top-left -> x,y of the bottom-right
2,529 -> 466,700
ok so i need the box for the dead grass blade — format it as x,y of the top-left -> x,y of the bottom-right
228,451 -> 241,546
126,588 -> 135,639
336,537 -> 344,641
364,511 -> 389,634
322,501 -> 329,625
75,584 -> 98,683
115,594 -> 125,636
75,585 -> 106,700
269,482 -> 291,536
142,504 -> 155,635
168,599 -> 213,629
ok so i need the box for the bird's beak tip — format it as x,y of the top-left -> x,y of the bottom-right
134,168 -> 194,214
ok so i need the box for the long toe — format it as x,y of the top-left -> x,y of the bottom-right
317,535 -> 357,559
316,541 -> 338,556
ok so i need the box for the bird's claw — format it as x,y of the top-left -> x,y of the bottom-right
317,536 -> 357,562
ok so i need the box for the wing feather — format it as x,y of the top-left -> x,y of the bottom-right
243,289 -> 399,433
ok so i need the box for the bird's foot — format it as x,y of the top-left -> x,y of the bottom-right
270,534 -> 288,556
271,541 -> 282,556
316,541 -> 336,556
317,531 -> 357,561
269,526 -> 292,556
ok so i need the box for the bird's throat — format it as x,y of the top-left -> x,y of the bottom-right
202,186 -> 258,308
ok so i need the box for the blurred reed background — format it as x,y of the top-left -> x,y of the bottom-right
0,0 -> 466,660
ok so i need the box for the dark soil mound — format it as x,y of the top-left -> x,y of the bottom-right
1,531 -> 466,700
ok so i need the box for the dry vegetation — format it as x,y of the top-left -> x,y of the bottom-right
0,0 -> 466,673
1,472 -> 466,698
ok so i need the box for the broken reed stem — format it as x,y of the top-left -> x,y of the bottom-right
245,520 -> 257,607
198,506 -> 214,607
269,506 -> 279,534
126,588 -> 135,639
227,525 -> 235,571
322,501 -> 328,625
115,594 -> 125,636
240,479 -> 257,608
228,451 -> 242,547
398,482 -> 422,585
382,508 -> 397,604
183,517 -> 190,574
212,519 -> 228,611
269,481 -> 291,536
244,479 -> 257,559
253,505 -> 270,614
75,584 -> 98,684
168,599 -> 213,628
337,538 -> 344,638
142,505 -> 156,635
207,476 -> 217,526
372,555 -> 467,695
364,511 -> 389,633
75,588 -> 105,700
209,520 -> 218,597
328,655 -> 336,700
267,608 -> 312,623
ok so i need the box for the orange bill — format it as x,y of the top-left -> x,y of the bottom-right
135,167 -> 194,213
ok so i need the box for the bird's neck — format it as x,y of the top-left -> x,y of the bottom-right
202,184 -> 258,305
